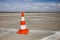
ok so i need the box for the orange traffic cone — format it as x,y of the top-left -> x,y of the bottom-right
16,12 -> 29,34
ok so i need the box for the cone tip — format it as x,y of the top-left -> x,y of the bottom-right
21,12 -> 24,17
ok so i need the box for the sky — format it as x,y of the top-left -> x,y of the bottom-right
0,0 -> 60,12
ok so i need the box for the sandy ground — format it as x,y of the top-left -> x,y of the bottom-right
0,13 -> 60,40
0,29 -> 56,40
40,32 -> 60,40
0,13 -> 60,30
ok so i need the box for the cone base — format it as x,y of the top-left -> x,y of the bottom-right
16,29 -> 29,34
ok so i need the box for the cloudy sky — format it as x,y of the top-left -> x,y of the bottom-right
0,0 -> 60,12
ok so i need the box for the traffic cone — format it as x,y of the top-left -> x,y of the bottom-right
16,12 -> 29,34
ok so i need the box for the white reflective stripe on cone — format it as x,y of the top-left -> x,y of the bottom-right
20,25 -> 26,29
21,17 -> 25,21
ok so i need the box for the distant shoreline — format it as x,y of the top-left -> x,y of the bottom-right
0,12 -> 60,13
